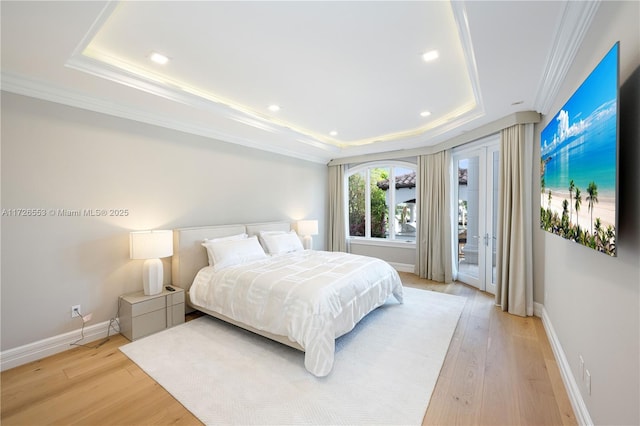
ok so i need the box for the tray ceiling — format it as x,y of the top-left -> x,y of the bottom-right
1,1 -> 593,163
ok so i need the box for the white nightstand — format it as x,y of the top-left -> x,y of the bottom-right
119,286 -> 185,341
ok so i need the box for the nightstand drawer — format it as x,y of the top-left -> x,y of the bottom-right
168,303 -> 185,326
131,297 -> 166,317
131,309 -> 167,340
168,291 -> 185,305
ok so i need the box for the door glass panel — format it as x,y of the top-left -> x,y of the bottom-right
454,141 -> 499,294
490,150 -> 499,288
458,156 -> 479,280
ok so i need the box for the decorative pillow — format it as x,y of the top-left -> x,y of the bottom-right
202,233 -> 248,266
260,230 -> 304,255
257,230 -> 286,250
202,236 -> 267,271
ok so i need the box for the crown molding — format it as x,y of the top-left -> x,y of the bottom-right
327,110 -> 540,166
1,72 -> 332,164
451,1 -> 485,119
534,0 -> 601,115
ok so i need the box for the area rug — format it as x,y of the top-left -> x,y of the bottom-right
120,286 -> 466,425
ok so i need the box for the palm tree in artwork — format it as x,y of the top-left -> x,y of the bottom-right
562,199 -> 569,232
586,181 -> 599,235
569,179 -> 575,225
594,217 -> 603,246
574,187 -> 582,229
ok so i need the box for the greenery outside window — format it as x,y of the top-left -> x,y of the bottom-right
346,162 -> 417,242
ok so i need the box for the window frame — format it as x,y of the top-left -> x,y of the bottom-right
345,160 -> 417,245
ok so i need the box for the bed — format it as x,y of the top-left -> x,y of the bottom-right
172,221 -> 403,377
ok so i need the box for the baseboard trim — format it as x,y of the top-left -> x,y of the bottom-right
389,262 -> 415,273
0,319 -> 120,372
533,301 -> 544,317
540,306 -> 593,426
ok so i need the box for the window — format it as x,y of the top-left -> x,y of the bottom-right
346,162 -> 417,242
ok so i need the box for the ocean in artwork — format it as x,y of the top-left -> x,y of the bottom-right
541,102 -> 617,199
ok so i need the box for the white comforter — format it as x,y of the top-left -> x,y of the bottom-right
190,250 -> 403,376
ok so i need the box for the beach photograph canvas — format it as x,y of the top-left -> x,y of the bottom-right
540,42 -> 618,256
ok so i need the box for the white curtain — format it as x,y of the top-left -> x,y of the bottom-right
327,164 -> 347,252
415,151 -> 453,283
496,124 -> 534,317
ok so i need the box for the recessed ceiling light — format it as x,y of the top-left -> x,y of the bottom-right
330,131 -> 338,137
422,50 -> 439,62
268,104 -> 281,112
149,52 -> 169,65
420,111 -> 432,117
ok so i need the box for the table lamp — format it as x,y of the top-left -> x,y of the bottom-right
297,220 -> 318,250
130,230 -> 173,295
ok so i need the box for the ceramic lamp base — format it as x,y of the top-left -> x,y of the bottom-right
142,258 -> 163,295
302,235 -> 313,250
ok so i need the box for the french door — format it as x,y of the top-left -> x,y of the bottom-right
453,138 -> 499,294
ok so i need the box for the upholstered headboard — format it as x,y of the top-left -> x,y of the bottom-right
171,221 -> 292,293
245,221 -> 293,238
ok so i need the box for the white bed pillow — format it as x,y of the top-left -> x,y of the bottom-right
202,233 -> 247,266
202,236 -> 267,271
260,230 -> 304,255
256,230 -> 285,249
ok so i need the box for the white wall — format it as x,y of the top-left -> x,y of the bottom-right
534,2 -> 640,424
1,92 -> 327,351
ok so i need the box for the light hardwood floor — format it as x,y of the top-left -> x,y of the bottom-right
1,273 -> 576,425
401,273 -> 576,426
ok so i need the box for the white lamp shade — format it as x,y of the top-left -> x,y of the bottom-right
130,230 -> 173,260
297,220 -> 318,237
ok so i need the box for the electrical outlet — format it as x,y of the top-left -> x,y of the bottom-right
71,305 -> 81,318
585,369 -> 592,395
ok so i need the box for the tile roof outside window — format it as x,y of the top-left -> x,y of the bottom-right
376,170 -> 467,190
